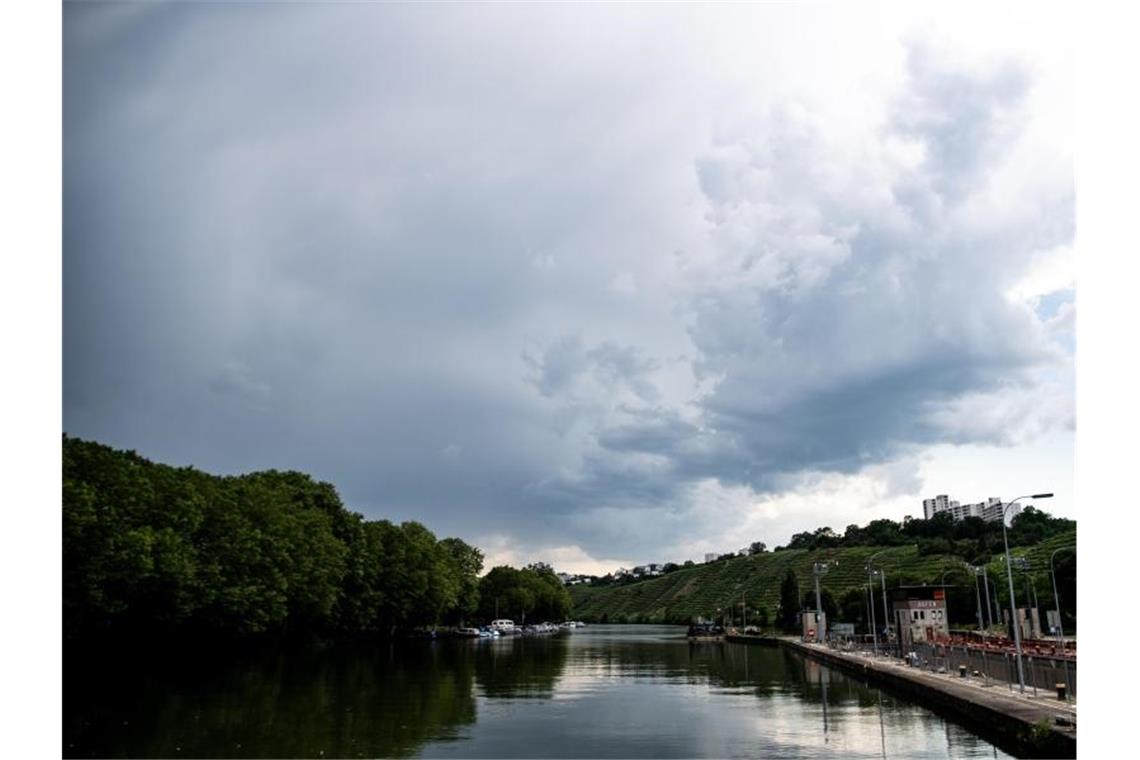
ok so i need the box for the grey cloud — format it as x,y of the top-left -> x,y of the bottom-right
524,336 -> 589,398
63,3 -> 1072,564
563,44 -> 1072,523
893,43 -> 1033,203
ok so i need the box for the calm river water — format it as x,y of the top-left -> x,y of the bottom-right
65,625 -> 1011,758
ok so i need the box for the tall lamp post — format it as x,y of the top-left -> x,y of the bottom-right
812,562 -> 831,644
967,565 -> 986,631
1049,546 -> 1075,644
1001,493 -> 1053,693
868,550 -> 892,643
1013,557 -> 1039,624
1050,545 -> 1075,700
942,564 -> 982,632
980,571 -> 1001,630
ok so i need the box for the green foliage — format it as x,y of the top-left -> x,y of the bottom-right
801,588 -> 838,624
779,569 -> 800,631
63,436 -> 486,639
476,564 -> 571,623
776,510 -> 1074,560
569,531 -> 1076,628
755,604 -> 770,629
440,538 -> 484,626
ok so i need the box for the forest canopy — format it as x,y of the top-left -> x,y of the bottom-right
63,436 -> 572,639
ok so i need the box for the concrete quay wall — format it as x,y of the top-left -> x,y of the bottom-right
778,638 -> 1076,758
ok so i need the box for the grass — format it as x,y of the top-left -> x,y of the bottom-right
568,530 -> 1076,626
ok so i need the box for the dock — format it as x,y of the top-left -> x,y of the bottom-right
738,636 -> 1076,757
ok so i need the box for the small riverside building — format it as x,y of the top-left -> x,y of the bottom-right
891,587 -> 949,650
801,610 -> 826,640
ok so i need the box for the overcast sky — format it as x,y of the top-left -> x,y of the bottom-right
63,1 -> 1074,575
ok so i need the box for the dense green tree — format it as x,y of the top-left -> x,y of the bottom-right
476,564 -> 571,624
837,587 -> 869,631
778,568 -> 800,631
801,588 -> 839,627
440,538 -> 484,626
63,436 -> 491,639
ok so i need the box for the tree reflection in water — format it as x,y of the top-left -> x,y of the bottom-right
65,628 -> 1012,759
65,639 -> 483,758
473,636 -> 569,699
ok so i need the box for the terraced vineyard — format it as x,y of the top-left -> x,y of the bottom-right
568,530 -> 1076,625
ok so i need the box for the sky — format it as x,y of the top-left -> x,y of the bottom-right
63,1 -> 1075,576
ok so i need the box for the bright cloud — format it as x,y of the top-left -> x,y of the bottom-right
64,2 -> 1074,572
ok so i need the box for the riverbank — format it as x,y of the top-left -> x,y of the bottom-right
767,637 -> 1075,757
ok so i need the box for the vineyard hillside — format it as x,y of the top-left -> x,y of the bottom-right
568,531 -> 1076,626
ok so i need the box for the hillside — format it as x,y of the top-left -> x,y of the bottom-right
568,531 -> 1076,627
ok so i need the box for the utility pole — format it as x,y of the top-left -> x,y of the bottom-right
1050,546 -> 1075,700
971,566 -> 984,631
1001,493 -> 1053,693
867,550 -> 890,646
981,566 -> 993,631
813,562 -> 830,644
867,569 -> 879,655
879,569 -> 890,642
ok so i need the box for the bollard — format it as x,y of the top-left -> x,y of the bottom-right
1055,683 -> 1066,701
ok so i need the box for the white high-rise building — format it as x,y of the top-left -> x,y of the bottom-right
922,494 -> 959,520
921,495 -> 1018,524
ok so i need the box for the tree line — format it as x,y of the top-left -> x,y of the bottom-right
778,509 -> 1074,564
63,436 -> 567,639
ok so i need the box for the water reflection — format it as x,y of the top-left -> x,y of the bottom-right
65,640 -> 483,758
473,636 -> 568,698
65,627 -> 1013,759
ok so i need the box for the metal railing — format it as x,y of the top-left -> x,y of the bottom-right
822,637 -> 1076,700
905,642 -> 1076,699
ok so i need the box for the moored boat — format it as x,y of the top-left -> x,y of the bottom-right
686,623 -> 726,641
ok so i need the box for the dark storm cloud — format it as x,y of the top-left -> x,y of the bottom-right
64,3 -> 1072,563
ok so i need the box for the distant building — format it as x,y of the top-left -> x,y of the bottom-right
921,495 -> 1020,524
801,610 -> 825,640
922,494 -> 960,519
1011,607 -> 1043,640
891,587 -> 949,650
556,572 -> 588,585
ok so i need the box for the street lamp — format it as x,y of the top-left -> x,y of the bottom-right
980,572 -> 1001,630
1001,493 -> 1053,693
812,562 -> 832,644
1050,545 -> 1075,700
1049,546 -> 1075,642
942,564 -> 982,632
967,565 -> 986,632
1012,557 -> 1039,624
868,569 -> 882,654
866,549 -> 893,651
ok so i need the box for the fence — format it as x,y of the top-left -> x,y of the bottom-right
908,642 -> 1076,699
823,637 -> 1076,699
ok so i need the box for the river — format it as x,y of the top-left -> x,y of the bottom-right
65,625 -> 1011,758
